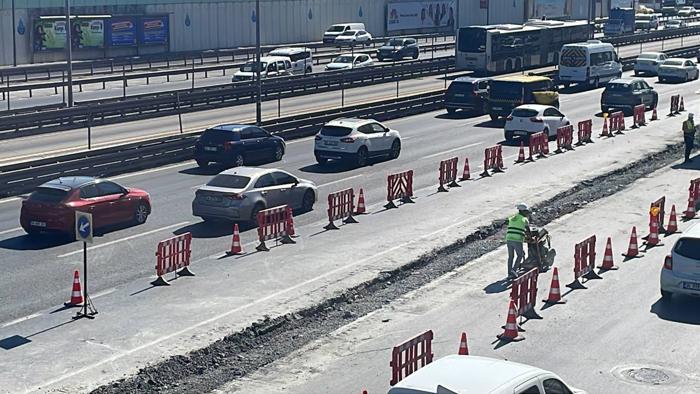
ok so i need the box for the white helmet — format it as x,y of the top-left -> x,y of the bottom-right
516,203 -> 529,211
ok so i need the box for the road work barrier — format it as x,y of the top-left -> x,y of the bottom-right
649,196 -> 667,234
669,94 -> 681,116
152,232 -> 194,286
325,188 -> 358,230
480,145 -> 504,177
438,157 -> 460,192
554,125 -> 574,154
386,170 -> 415,209
609,111 -> 625,134
576,120 -> 593,145
632,104 -> 646,128
566,235 -> 601,290
683,178 -> 700,219
527,132 -> 549,161
510,267 -> 541,320
256,205 -> 296,251
390,330 -> 434,386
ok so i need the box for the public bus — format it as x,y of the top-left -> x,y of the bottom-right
456,19 -> 593,74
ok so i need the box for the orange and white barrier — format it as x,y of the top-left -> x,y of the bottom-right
390,330 -> 434,386
481,145 -> 505,177
566,235 -> 601,290
576,119 -> 593,145
325,188 -> 358,230
152,232 -> 194,286
386,170 -> 414,209
256,205 -> 296,252
527,132 -> 549,161
554,125 -> 575,154
438,157 -> 460,192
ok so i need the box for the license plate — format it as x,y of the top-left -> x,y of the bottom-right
492,107 -> 502,110
205,196 -> 222,202
30,221 -> 46,228
515,131 -> 528,136
204,146 -> 217,152
683,281 -> 700,291
454,94 -> 465,97
325,141 -> 338,146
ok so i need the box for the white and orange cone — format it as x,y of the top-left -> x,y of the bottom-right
666,205 -> 679,235
623,226 -> 640,259
515,143 -> 526,163
597,237 -> 619,270
684,195 -> 697,220
286,206 -> 296,237
228,224 -> 242,255
460,158 -> 471,181
646,214 -> 661,248
601,116 -> 609,137
651,106 -> 658,121
497,299 -> 524,342
356,188 -> 367,214
458,332 -> 469,355
66,270 -> 83,307
542,267 -> 566,305
680,96 -> 685,112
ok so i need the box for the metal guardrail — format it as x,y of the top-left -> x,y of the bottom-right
0,91 -> 445,197
0,57 -> 454,138
602,24 -> 700,46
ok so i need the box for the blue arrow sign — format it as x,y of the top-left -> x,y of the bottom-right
75,212 -> 93,243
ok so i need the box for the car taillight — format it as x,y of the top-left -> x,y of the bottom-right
226,194 -> 245,200
506,115 -> 513,121
664,255 -> 673,270
530,117 -> 543,123
651,61 -> 658,65
315,134 -> 322,141
340,137 -> 356,143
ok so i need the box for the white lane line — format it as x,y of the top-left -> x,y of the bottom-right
0,227 -> 22,236
190,184 -> 205,190
421,142 -> 483,160
0,197 -> 21,205
111,162 -> 193,181
1,313 -> 42,328
317,174 -> 364,189
57,222 -> 189,258
91,287 -> 117,300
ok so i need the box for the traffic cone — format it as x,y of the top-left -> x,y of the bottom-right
542,267 -> 566,305
623,226 -> 641,259
646,214 -> 661,248
228,224 -> 242,255
497,299 -> 524,342
651,107 -> 658,121
286,206 -> 296,237
65,270 -> 83,307
666,205 -> 679,235
680,96 -> 685,112
458,332 -> 469,355
684,195 -> 697,220
356,188 -> 366,214
460,158 -> 471,181
597,237 -> 619,270
617,116 -> 626,134
601,115 -> 609,137
515,142 -> 526,163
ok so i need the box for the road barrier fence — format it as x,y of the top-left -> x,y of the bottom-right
481,145 -> 504,177
566,235 -> 601,290
389,330 -> 434,386
256,205 -> 296,251
554,125 -> 574,154
528,132 -> 549,161
510,267 -> 541,320
325,188 -> 358,230
632,104 -> 646,128
152,232 -> 194,286
386,170 -> 415,209
576,119 -> 593,145
438,157 -> 460,192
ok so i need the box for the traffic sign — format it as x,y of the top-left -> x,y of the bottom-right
75,211 -> 93,244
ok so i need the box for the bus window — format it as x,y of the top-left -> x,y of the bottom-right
458,27 -> 486,52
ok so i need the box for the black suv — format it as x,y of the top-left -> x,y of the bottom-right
377,38 -> 420,61
193,124 -> 286,168
444,77 -> 491,115
600,78 -> 658,115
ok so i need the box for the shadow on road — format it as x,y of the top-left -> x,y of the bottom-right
650,297 -> 700,325
670,153 -> 700,171
174,220 -> 255,239
473,119 -> 504,129
484,278 -> 512,294
0,234 -> 72,251
434,111 -> 483,120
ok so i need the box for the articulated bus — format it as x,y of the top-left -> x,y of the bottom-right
456,20 -> 593,74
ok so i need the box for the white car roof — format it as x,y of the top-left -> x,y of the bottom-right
218,166 -> 283,178
515,104 -> 552,112
324,118 -> 374,128
389,355 -> 547,394
259,56 -> 291,63
269,47 -> 310,55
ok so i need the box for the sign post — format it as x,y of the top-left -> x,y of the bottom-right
74,211 -> 97,319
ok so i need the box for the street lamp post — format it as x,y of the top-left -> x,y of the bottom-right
65,0 -> 74,107
12,0 -> 17,66
255,0 -> 262,125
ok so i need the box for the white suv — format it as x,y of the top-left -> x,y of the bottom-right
314,118 -> 401,167
661,222 -> 700,300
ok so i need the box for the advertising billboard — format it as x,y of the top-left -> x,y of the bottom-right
533,0 -> 567,18
72,19 -> 105,48
33,20 -> 67,51
108,16 -> 137,47
141,16 -> 169,45
387,1 -> 457,31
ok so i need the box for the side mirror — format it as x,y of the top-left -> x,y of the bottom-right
292,179 -> 299,187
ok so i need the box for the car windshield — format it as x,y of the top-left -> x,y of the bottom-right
206,175 -> 251,189
605,83 -> 631,92
340,30 -> 356,36
327,25 -> 346,32
386,39 -> 404,46
638,53 -> 659,59
28,187 -> 68,204
333,55 -> 354,63
664,60 -> 684,66
240,61 -> 267,72
675,238 -> 700,259
667,20 -> 680,25
200,128 -> 240,143
637,15 -> 652,20
447,81 -> 473,93
511,108 -> 539,118
320,125 -> 353,136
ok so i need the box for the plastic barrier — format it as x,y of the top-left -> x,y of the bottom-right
576,119 -> 593,145
480,145 -> 504,177
632,104 -> 646,128
152,232 -> 194,286
527,132 -> 549,161
386,170 -> 414,209
608,111 -> 625,135
510,267 -> 541,320
256,205 -> 296,251
438,157 -> 460,192
649,196 -> 667,234
566,235 -> 601,290
684,178 -> 700,219
554,125 -> 575,154
325,188 -> 358,230
390,330 -> 434,386
669,94 -> 680,116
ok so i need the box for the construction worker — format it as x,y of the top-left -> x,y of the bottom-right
683,113 -> 697,163
506,203 -> 531,279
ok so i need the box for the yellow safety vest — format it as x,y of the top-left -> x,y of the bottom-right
506,214 -> 528,242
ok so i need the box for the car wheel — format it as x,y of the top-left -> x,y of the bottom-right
390,139 -> 401,159
544,127 -> 554,140
504,131 -> 515,143
356,147 -> 369,167
315,155 -> 328,165
446,108 -> 456,115
301,190 -> 315,212
661,289 -> 673,300
489,113 -> 499,121
273,144 -> 284,161
377,57 -> 384,62
134,203 -> 149,224
650,97 -> 658,110
232,153 -> 244,167
412,51 -> 419,59
306,66 -> 313,74
196,159 -> 209,168
250,203 -> 265,226
634,71 -> 639,76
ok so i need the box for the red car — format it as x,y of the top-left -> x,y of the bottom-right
20,176 -> 151,237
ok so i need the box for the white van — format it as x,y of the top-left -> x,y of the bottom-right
233,56 -> 292,82
558,40 -> 622,87
268,47 -> 313,75
323,23 -> 366,43
388,355 -> 586,394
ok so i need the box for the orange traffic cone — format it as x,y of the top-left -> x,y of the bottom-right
515,142 -> 526,163
666,205 -> 679,235
651,107 -> 658,121
65,270 -> 83,307
601,116 -> 609,137
228,224 -> 242,255
680,96 -> 685,112
623,226 -> 641,259
286,206 -> 296,237
646,214 -> 661,248
460,158 -> 471,181
597,237 -> 619,270
542,267 -> 566,305
684,195 -> 697,220
458,332 -> 469,355
497,299 -> 524,342
356,188 -> 367,214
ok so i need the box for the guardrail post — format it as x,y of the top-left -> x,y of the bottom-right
191,60 -> 195,90
176,92 -> 183,134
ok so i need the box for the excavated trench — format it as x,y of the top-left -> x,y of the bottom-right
93,140 -> 692,394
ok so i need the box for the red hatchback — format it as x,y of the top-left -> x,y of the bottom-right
20,177 -> 151,237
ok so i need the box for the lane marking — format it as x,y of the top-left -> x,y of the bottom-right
0,227 -> 22,236
57,222 -> 189,258
421,142 -> 483,160
0,197 -> 21,205
110,162 -> 194,181
1,313 -> 42,328
190,183 -> 206,190
317,174 -> 363,189
91,287 -> 117,300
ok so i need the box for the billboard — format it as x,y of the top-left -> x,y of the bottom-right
141,16 -> 169,45
72,19 -> 105,48
387,1 -> 457,31
33,20 -> 67,51
610,0 -> 634,7
108,16 -> 137,47
533,0 -> 567,18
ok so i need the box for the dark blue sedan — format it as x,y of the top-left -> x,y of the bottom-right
193,124 -> 286,168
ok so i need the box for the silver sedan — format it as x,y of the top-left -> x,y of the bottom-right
658,58 -> 699,83
192,167 -> 318,224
